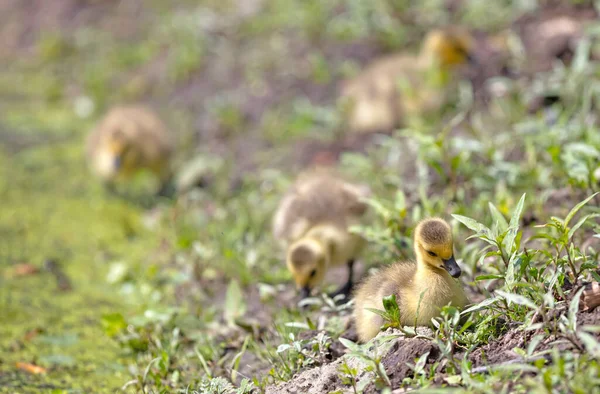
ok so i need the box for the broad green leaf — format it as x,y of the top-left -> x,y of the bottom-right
444,375 -> 462,385
466,234 -> 497,247
382,294 -> 400,315
230,336 -> 250,383
505,255 -> 515,288
339,337 -> 361,353
412,351 -> 430,375
394,190 -> 407,212
488,202 -> 509,233
577,331 -> 600,358
565,192 -> 599,227
276,344 -> 292,353
527,334 -> 545,357
568,214 -> 599,239
573,37 -> 592,74
568,287 -> 585,329
101,313 -> 127,337
509,194 -> 526,229
582,325 -> 600,333
365,307 -> 391,321
195,348 -> 212,378
475,274 -> 504,281
461,297 -> 499,315
365,198 -> 392,218
504,194 -> 525,253
496,290 -> 537,309
224,280 -> 247,326
486,363 -> 539,373
452,214 -> 492,237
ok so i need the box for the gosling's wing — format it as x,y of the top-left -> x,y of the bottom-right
272,192 -> 312,246
354,264 -> 409,342
340,55 -> 420,132
125,106 -> 174,160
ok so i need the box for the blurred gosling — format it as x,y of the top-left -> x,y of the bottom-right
340,27 -> 475,133
273,169 -> 371,299
86,105 -> 174,196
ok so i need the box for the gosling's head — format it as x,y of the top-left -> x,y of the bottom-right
414,218 -> 461,278
287,238 -> 328,298
421,27 -> 475,68
104,128 -> 133,172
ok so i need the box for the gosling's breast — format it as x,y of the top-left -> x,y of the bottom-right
93,150 -> 117,178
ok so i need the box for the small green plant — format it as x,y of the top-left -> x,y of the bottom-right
338,358 -> 360,394
338,335 -> 396,391
195,377 -> 255,394
276,330 -> 334,370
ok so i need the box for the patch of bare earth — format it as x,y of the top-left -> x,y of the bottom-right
265,306 -> 600,393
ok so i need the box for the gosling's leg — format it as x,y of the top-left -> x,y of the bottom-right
156,174 -> 176,199
328,259 -> 355,300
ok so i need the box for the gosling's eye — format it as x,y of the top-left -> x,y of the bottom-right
455,46 -> 467,55
309,269 -> 317,278
427,251 -> 437,257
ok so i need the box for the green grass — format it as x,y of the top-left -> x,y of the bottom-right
2,0 -> 600,393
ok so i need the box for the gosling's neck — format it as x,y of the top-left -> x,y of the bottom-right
304,223 -> 342,262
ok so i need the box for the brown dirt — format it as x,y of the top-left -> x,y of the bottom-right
469,307 -> 600,369
267,305 -> 600,393
513,1 -> 599,75
0,0 -> 145,59
366,338 -> 438,393
469,328 -> 536,367
577,307 -> 600,327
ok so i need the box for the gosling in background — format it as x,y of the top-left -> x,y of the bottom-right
86,105 -> 174,197
273,169 -> 371,299
353,218 -> 468,342
340,27 -> 475,133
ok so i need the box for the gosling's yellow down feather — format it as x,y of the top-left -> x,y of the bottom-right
353,218 -> 468,342
86,105 -> 174,192
339,27 -> 475,133
273,169 -> 371,298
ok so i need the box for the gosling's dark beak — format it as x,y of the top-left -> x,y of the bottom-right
299,286 -> 311,299
443,256 -> 462,278
466,53 -> 477,65
542,95 -> 561,108
113,155 -> 122,170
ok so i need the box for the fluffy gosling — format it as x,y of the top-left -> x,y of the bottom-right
340,27 -> 475,133
273,170 -> 371,299
353,218 -> 468,342
86,105 -> 174,196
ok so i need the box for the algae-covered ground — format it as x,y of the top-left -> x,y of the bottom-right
2,1 -> 600,393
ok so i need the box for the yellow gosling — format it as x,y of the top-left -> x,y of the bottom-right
340,27 -> 475,133
353,218 -> 468,342
273,169 -> 371,299
86,105 -> 174,196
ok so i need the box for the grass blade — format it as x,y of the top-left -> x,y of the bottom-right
564,192 -> 599,227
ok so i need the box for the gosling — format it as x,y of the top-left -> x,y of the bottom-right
273,170 -> 371,299
353,218 -> 468,342
340,27 -> 475,133
86,105 -> 174,196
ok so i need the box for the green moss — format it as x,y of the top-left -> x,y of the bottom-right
0,113 -> 166,391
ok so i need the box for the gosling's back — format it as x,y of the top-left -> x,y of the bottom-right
353,263 -> 416,342
272,170 -> 370,247
354,261 -> 467,342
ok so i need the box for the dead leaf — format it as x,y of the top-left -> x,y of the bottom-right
13,263 -> 39,277
23,328 -> 43,341
16,362 -> 47,374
